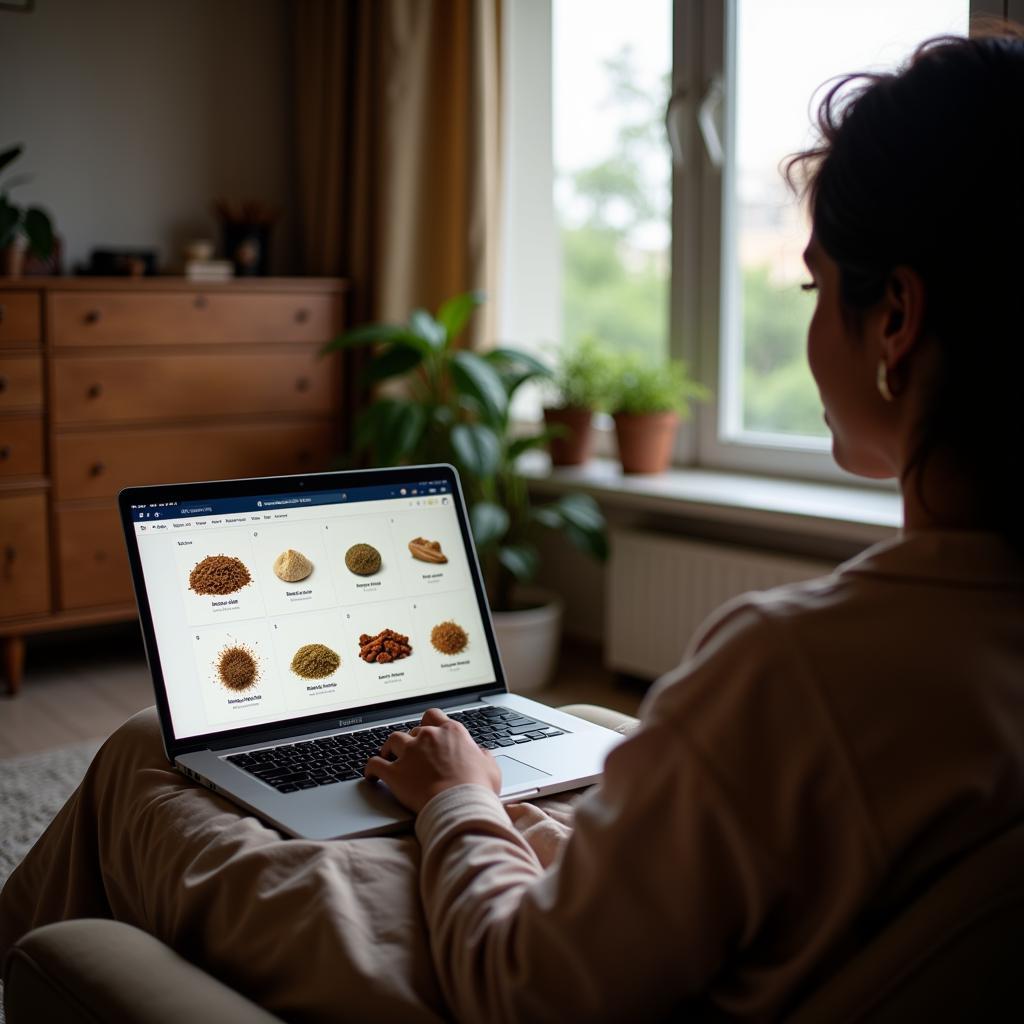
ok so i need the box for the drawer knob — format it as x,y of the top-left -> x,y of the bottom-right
0,375 -> 7,393
295,376 -> 310,393
89,461 -> 106,477
87,383 -> 103,399
194,295 -> 208,310
3,544 -> 14,578
0,304 -> 5,324
0,445 -> 10,461
95,550 -> 107,563
84,309 -> 102,325
295,308 -> 310,324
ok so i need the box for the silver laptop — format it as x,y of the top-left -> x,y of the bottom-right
118,464 -> 623,839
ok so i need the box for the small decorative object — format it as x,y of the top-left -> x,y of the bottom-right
0,144 -> 55,278
543,335 -> 618,467
84,248 -> 157,277
215,199 -> 277,276
609,356 -> 709,474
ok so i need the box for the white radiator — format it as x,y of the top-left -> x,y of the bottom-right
605,529 -> 832,680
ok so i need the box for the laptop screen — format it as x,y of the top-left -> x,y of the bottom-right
125,470 -> 501,742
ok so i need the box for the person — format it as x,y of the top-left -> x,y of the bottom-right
3,27 -> 1024,1023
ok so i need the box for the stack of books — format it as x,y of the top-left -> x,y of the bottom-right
185,259 -> 234,282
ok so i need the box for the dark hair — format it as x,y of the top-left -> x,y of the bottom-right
786,26 -> 1024,549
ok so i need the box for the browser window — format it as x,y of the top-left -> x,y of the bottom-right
129,479 -> 498,739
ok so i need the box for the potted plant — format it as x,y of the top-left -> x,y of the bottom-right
610,355 -> 709,474
325,291 -> 608,693
0,145 -> 55,278
542,334 -> 617,467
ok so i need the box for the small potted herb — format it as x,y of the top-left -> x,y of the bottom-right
610,356 -> 709,474
542,334 -> 617,466
0,145 -> 55,278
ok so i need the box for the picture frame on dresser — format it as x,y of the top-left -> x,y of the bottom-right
0,277 -> 348,695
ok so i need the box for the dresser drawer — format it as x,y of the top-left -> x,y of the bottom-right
52,351 -> 335,425
0,292 -> 41,347
54,420 -> 336,500
0,492 -> 51,618
0,416 -> 45,477
50,291 -> 342,347
0,353 -> 43,411
56,505 -> 133,609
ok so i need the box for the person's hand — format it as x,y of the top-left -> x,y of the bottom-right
365,708 -> 502,813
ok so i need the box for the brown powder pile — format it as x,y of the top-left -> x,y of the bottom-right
358,628 -> 411,664
431,621 -> 468,655
290,643 -> 340,679
345,543 -> 382,576
216,644 -> 259,691
189,554 -> 252,596
273,548 -> 313,583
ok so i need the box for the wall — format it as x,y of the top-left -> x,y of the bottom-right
0,0 -> 293,273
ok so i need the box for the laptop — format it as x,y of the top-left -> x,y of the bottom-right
118,463 -> 624,839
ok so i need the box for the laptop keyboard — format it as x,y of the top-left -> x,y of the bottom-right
224,706 -> 566,793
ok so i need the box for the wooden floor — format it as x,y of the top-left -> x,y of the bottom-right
0,627 -> 645,758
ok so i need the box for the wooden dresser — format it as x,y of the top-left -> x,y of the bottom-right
0,277 -> 347,694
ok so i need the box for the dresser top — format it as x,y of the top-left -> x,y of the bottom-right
0,276 -> 349,293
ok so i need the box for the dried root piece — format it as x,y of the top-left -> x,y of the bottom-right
409,537 -> 447,564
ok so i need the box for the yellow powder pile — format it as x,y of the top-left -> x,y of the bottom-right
290,643 -> 340,679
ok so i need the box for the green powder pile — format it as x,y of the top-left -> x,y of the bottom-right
345,543 -> 382,576
290,643 -> 341,679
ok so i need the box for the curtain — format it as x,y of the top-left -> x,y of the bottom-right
291,0 -> 502,349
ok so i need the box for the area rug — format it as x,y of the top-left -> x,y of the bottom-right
0,740 -> 102,1024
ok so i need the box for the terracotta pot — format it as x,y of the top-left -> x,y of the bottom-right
1,239 -> 27,278
543,406 -> 595,466
613,411 -> 680,474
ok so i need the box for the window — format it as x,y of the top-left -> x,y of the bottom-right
502,0 -> 979,480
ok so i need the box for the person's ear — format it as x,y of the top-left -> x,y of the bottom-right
880,266 -> 926,368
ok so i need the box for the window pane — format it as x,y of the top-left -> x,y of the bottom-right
554,0 -> 672,362
725,0 -> 970,442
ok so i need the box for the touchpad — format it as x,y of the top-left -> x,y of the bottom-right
495,754 -> 551,790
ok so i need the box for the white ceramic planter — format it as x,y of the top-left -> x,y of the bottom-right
490,588 -> 564,695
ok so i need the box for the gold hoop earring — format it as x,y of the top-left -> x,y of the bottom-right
876,359 -> 895,402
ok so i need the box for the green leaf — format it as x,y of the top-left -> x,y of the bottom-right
552,493 -> 606,533
0,198 -> 18,249
0,145 -> 22,177
532,494 -> 609,560
562,519 -> 610,561
437,290 -> 485,345
409,309 -> 446,349
450,422 -> 501,478
354,399 -> 425,465
323,322 -> 431,356
23,206 -> 53,259
470,501 -> 510,547
484,347 -> 552,379
508,431 -> 555,461
358,345 -> 423,386
498,543 -> 539,583
451,350 -> 508,425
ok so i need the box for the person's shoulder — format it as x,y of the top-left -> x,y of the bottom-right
641,570 -> 856,724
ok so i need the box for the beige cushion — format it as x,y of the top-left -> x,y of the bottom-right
4,918 -> 280,1024
558,703 -> 641,735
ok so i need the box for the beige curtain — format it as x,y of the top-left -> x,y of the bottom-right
291,0 -> 502,349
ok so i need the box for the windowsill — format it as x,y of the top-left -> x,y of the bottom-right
520,455 -> 902,546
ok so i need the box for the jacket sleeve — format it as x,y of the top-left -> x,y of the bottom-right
415,606 -> 797,1023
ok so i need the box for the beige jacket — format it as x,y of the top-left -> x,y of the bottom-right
416,531 -> 1024,1022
